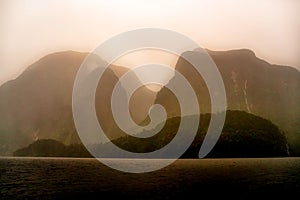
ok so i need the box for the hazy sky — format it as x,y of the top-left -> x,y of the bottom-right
0,0 -> 299,86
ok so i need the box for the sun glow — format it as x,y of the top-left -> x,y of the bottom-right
112,49 -> 178,91
0,0 -> 299,86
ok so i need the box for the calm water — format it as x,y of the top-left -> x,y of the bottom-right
0,157 -> 300,199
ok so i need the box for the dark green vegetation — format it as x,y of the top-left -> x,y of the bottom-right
14,111 -> 288,158
109,110 -> 288,158
13,139 -> 91,157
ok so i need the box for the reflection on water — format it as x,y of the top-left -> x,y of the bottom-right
0,157 -> 300,199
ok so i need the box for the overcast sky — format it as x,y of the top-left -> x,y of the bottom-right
1,0 -> 299,86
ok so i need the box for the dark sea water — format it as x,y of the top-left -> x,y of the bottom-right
0,157 -> 299,199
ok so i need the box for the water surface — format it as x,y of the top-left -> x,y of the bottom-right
0,157 -> 299,199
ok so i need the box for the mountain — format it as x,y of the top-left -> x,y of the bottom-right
14,111 -> 288,158
1,49 -> 299,156
155,49 -> 300,155
0,51 -> 156,155
109,65 -> 157,124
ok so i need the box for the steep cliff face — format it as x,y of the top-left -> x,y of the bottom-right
155,49 -> 300,155
0,51 -> 156,155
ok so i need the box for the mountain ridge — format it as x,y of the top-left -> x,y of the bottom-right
0,51 -> 156,155
0,49 -> 299,156
155,49 -> 300,155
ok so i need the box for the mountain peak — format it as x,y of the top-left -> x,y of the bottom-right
180,49 -> 257,68
194,48 -> 256,58
25,51 -> 89,72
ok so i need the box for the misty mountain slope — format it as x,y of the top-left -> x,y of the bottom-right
155,49 -> 300,155
0,51 -> 85,154
0,51 -> 155,155
109,65 -> 157,124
